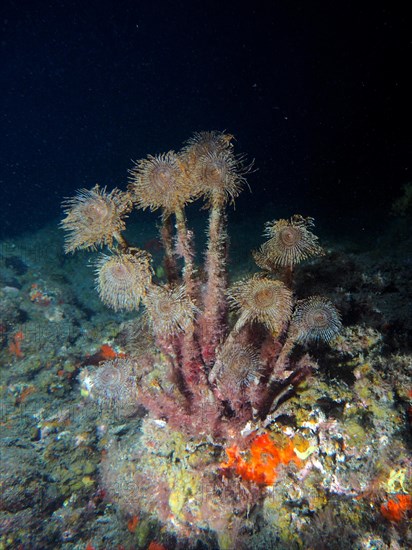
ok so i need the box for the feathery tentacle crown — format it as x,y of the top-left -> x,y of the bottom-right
181,131 -> 247,206
215,342 -> 262,389
128,151 -> 196,213
96,251 -> 153,311
228,275 -> 293,334
181,131 -> 235,169
291,296 -> 342,343
143,285 -> 197,336
81,357 -> 139,412
254,215 -> 324,270
193,150 -> 246,205
61,185 -> 132,253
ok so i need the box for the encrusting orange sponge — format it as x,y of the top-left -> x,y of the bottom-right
220,433 -> 302,486
380,494 -> 412,522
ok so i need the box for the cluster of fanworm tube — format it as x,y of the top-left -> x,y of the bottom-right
61,131 -> 341,436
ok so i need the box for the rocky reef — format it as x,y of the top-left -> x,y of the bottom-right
20,129 -> 405,549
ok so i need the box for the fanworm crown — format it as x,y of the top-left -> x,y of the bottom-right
180,130 -> 234,169
290,295 -> 342,343
61,185 -> 132,253
212,341 -> 262,390
81,357 -> 139,414
95,251 -> 153,311
228,275 -> 293,335
143,284 -> 197,336
128,151 -> 197,213
191,149 -> 247,205
253,215 -> 324,270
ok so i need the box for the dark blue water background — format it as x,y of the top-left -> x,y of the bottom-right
1,1 -> 410,244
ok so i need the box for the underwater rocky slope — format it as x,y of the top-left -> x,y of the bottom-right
0,134 -> 411,549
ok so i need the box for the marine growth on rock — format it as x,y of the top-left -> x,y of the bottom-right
61,131 -> 342,544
